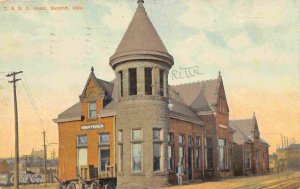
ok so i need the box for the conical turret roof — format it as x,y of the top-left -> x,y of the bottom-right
114,1 -> 168,55
110,0 -> 173,68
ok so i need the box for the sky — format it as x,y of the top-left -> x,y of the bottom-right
0,0 -> 299,157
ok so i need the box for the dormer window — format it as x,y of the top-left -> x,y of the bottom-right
129,68 -> 137,95
145,67 -> 152,95
88,101 -> 97,119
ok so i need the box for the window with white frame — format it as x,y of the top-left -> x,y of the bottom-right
99,133 -> 110,172
77,135 -> 87,174
218,138 -> 228,170
153,129 -> 162,141
153,128 -> 162,171
178,135 -> 185,165
99,133 -> 110,144
88,101 -> 97,119
132,129 -> 142,172
132,129 -> 142,141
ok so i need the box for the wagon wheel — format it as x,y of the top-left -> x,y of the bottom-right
67,183 -> 76,189
90,181 -> 100,189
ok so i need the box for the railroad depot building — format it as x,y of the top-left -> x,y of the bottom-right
53,1 -> 267,188
230,114 -> 269,176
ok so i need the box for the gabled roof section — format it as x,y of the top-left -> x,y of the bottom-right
171,74 -> 223,112
80,67 -> 114,100
230,114 -> 268,146
169,86 -> 203,125
113,1 -> 169,56
230,120 -> 254,145
190,88 -> 211,112
230,118 -> 255,140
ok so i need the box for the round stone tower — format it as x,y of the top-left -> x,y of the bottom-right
109,1 -> 174,188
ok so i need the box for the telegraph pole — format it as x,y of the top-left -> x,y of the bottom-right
6,71 -> 23,189
43,131 -> 47,187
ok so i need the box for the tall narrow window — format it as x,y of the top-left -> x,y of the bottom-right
77,135 -> 88,175
132,129 -> 142,172
179,135 -> 185,165
218,138 -> 227,170
205,138 -> 213,169
119,71 -> 123,97
195,137 -> 201,169
153,143 -> 161,171
153,129 -> 162,171
99,148 -> 110,172
245,149 -> 251,170
145,67 -> 152,95
118,130 -> 123,173
99,133 -> 110,172
119,144 -> 123,172
159,69 -> 164,96
129,68 -> 137,95
88,101 -> 97,119
168,133 -> 174,170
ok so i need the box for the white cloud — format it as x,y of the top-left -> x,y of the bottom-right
102,2 -> 133,32
179,0 -> 289,32
228,32 -> 252,50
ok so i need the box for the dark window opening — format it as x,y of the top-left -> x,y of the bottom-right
159,69 -> 164,96
103,91 -> 111,107
99,148 -> 110,171
153,143 -> 161,171
206,138 -> 213,169
119,71 -> 123,97
129,68 -> 137,95
145,67 -> 152,95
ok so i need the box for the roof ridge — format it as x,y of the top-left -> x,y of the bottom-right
230,118 -> 253,122
95,76 -> 112,84
171,78 -> 219,87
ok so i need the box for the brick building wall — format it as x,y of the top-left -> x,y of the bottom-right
58,78 -> 115,181
168,118 -> 204,184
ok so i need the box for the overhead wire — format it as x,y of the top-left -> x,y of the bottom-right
20,73 -> 46,134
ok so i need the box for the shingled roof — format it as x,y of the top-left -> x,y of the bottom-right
171,77 -> 221,112
169,87 -> 203,124
58,102 -> 81,119
230,116 -> 269,146
112,1 -> 169,56
55,74 -> 204,124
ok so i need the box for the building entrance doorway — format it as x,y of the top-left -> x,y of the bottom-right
77,148 -> 87,175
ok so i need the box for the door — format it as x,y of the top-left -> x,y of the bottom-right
77,148 -> 87,175
188,147 -> 193,180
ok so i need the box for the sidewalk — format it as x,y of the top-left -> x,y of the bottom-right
163,170 -> 300,189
